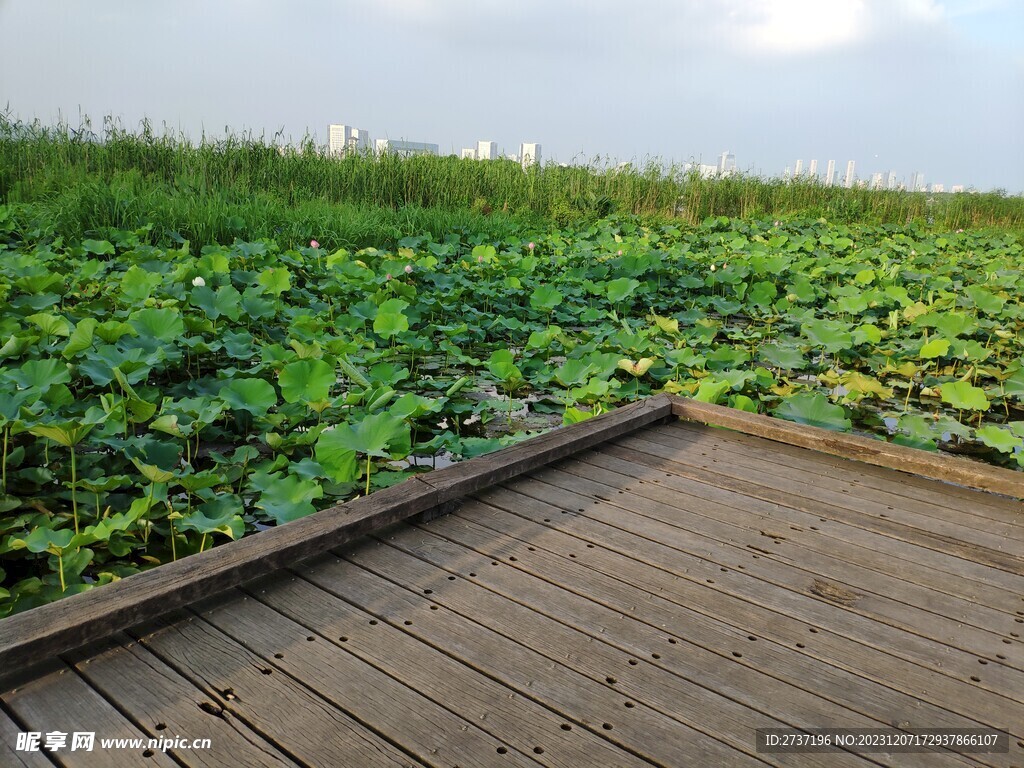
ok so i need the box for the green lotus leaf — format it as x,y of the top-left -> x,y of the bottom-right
82,238 -> 115,256
773,392 -> 852,431
126,308 -> 184,345
179,496 -> 246,539
9,358 -> 71,394
254,473 -> 323,525
219,377 -> 278,416
190,284 -> 242,321
974,425 -> 1022,454
801,319 -> 853,353
693,378 -> 731,404
758,343 -> 806,371
257,267 -> 292,296
605,278 -> 640,304
919,338 -> 950,359
939,381 -> 989,411
62,318 -> 99,359
530,285 -> 563,311
279,359 -> 335,404
373,298 -> 410,337
27,313 -> 72,338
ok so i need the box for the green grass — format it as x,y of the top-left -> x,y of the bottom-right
2,112 -> 1022,250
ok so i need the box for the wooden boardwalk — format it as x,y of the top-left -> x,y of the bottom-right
1,397 -> 1022,766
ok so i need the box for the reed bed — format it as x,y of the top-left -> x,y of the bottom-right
2,113 -> 1020,249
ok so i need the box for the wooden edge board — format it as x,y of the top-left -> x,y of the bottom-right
0,393 -> 673,671
669,396 -> 1024,501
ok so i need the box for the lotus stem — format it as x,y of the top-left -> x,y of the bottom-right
1,426 -> 7,494
70,445 -> 79,534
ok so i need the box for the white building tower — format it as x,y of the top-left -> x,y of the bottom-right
476,140 -> 498,161
520,142 -> 542,168
328,124 -> 369,157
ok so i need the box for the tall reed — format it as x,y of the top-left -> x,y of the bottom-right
2,113 -> 1021,244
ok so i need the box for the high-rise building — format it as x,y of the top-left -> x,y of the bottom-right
718,151 -> 736,175
460,147 -> 477,160
808,159 -> 818,178
794,159 -> 804,178
908,171 -> 922,192
375,139 -> 439,158
931,183 -> 945,193
520,142 -> 542,168
844,160 -> 856,188
476,140 -> 498,161
951,185 -> 965,193
825,160 -> 836,187
328,124 -> 369,156
870,172 -> 883,190
887,170 -> 898,190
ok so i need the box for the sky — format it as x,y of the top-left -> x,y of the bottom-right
1,0 -> 1021,192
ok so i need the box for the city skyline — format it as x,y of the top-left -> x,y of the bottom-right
330,122 -> 968,191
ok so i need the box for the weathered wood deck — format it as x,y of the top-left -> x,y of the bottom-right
1,396 -> 1022,767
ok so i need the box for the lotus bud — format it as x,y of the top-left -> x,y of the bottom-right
192,276 -> 206,287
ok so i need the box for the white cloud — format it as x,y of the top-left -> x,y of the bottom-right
722,0 -> 946,55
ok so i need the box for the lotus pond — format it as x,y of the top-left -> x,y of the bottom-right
0,210 -> 1021,614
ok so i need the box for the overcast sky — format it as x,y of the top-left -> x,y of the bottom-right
1,0 -> 1021,191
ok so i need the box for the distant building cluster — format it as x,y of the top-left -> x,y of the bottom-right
330,122 -> 540,169
787,156 -> 962,193
328,124 -> 969,190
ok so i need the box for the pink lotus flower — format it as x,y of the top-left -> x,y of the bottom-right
477,255 -> 484,263
527,242 -> 535,250
404,264 -> 413,274
617,249 -> 623,256
310,239 -> 319,248
956,228 -> 964,233
385,273 -> 392,281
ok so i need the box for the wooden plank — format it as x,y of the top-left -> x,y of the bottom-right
0,705 -> 54,768
577,446 -> 1023,598
64,635 -> 296,768
497,471 -> 1017,642
345,530 -> 980,768
243,571 -> 654,768
401,507 -> 1024,739
129,611 -> 420,767
619,432 -> 1022,562
304,548 -> 840,768
668,421 -> 1024,525
604,438 -> 1024,576
473,477 -> 1024,695
1,659 -> 179,768
669,396 -> 1024,499
468,484 -> 1022,753
654,422 -> 1024,537
566,449 -> 1022,616
190,589 -> 545,768
0,394 -> 671,672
